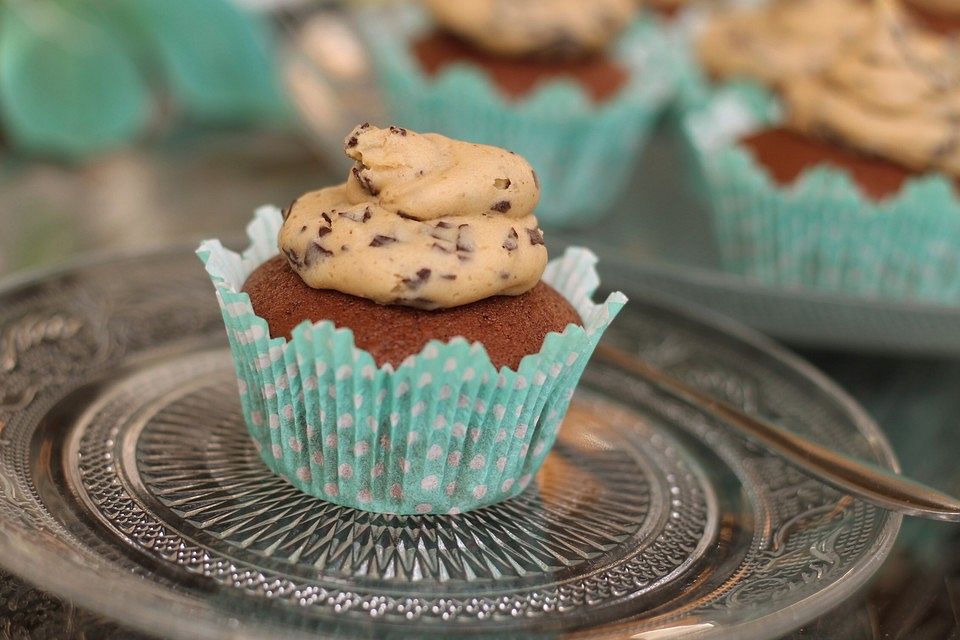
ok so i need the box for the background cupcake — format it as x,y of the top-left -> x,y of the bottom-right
198,124 -> 626,515
361,0 -> 675,227
685,0 -> 960,302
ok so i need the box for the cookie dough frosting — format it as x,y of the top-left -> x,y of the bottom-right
697,0 -> 870,87
279,124 -> 547,310
784,0 -> 960,177
422,0 -> 638,58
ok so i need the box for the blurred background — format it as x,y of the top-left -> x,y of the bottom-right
0,0 -> 345,275
2,1 -> 960,638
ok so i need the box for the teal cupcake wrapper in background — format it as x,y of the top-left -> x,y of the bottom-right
361,6 -> 675,228
197,207 -> 626,515
683,82 -> 960,304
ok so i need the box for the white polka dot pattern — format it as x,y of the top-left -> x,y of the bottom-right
197,207 -> 626,514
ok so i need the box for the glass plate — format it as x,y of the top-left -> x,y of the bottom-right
0,247 -> 900,640
281,9 -> 960,357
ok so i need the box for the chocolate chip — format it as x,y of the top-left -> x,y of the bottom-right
494,178 -> 511,189
397,211 -> 418,220
341,245 -> 349,251
456,224 -> 475,253
281,196 -> 300,221
402,268 -> 432,290
441,274 -> 457,280
283,247 -> 303,269
389,125 -> 408,136
339,207 -> 372,223
527,228 -> 545,246
304,242 -> 333,266
321,212 -> 332,226
503,227 -> 519,251
431,242 -> 452,254
491,200 -> 511,213
532,170 -> 540,190
435,221 -> 453,229
360,122 -> 371,129
300,225 -> 308,233
318,226 -> 332,237
370,235 -> 397,247
499,271 -> 510,280
352,166 -> 380,196
346,136 -> 358,148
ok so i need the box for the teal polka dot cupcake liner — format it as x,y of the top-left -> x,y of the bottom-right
196,207 -> 627,515
361,6 -> 675,228
683,82 -> 960,304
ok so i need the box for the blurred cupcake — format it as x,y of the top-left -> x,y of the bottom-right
685,0 -> 960,302
198,124 -> 626,515
361,0 -> 675,227
646,0 -> 698,19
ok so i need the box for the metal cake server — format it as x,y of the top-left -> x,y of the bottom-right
595,343 -> 960,523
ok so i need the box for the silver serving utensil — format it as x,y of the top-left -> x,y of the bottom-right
595,343 -> 960,522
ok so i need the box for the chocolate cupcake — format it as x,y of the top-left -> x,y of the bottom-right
244,259 -> 581,370
684,0 -> 960,302
360,0 -> 675,226
766,2 -> 960,198
198,125 -> 626,514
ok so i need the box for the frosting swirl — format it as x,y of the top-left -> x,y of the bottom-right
422,0 -> 638,58
279,125 -> 547,309
784,0 -> 960,177
697,0 -> 870,87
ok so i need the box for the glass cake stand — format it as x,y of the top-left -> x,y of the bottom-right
0,246 -> 899,639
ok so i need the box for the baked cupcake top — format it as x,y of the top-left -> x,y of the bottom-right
784,0 -> 960,176
421,0 -> 638,58
697,0 -> 870,87
278,124 -> 548,310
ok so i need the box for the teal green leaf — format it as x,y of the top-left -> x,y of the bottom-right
0,2 -> 151,158
106,0 -> 289,123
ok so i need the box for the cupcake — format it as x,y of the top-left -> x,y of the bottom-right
685,0 -> 960,302
360,0 -> 675,227
673,0 -> 870,166
198,124 -> 626,515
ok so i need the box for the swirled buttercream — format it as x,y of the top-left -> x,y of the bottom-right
422,0 -> 638,58
278,125 -> 548,309
784,0 -> 960,176
697,0 -> 870,87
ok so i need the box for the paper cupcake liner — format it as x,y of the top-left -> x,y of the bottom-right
197,207 -> 626,515
683,82 -> 960,304
361,7 -> 675,228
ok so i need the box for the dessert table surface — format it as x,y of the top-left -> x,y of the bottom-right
1,127 -> 958,640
